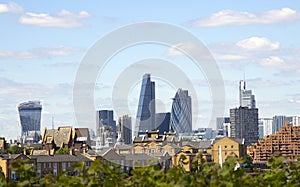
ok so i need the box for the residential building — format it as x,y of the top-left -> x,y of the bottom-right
135,74 -> 156,137
211,137 -> 246,164
170,89 -> 192,134
230,107 -> 259,145
41,126 -> 90,154
249,122 -> 300,164
0,153 -> 93,180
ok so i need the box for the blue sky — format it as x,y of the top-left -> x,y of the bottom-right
1,1 -> 300,139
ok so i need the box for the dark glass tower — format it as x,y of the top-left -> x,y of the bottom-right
230,107 -> 259,145
18,101 -> 42,136
155,112 -> 170,134
134,74 -> 155,136
96,110 -> 116,133
170,89 -> 192,133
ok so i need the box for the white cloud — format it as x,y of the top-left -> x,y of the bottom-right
0,45 -> 82,59
213,54 -> 248,61
188,8 -> 300,27
19,9 -> 90,28
0,2 -> 23,14
260,56 -> 284,67
236,37 -> 280,51
167,42 -> 198,56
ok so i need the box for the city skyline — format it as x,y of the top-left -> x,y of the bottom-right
1,1 -> 300,139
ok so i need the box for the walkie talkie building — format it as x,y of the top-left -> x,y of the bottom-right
18,101 -> 42,136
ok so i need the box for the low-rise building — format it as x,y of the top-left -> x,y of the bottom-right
211,137 -> 246,164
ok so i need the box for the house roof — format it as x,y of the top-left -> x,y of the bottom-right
121,153 -> 157,161
29,154 -> 92,163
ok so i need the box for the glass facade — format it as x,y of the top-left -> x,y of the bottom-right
239,80 -> 256,109
135,74 -> 155,136
96,110 -> 116,133
18,101 -> 42,136
155,112 -> 170,134
170,89 -> 192,133
230,107 -> 259,145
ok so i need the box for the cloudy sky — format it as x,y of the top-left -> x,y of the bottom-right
1,1 -> 300,139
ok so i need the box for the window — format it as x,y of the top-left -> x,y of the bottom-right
231,145 -> 234,149
224,152 -> 227,156
44,163 -> 46,168
224,145 -> 227,149
62,163 -> 66,171
53,163 -> 57,169
48,163 -> 51,168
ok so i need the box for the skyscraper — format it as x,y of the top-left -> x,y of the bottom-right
272,115 -> 288,134
18,101 -> 42,136
135,74 -> 156,136
96,110 -> 116,133
239,80 -> 256,109
118,115 -> 132,144
259,118 -> 273,137
155,112 -> 170,134
170,89 -> 192,133
230,107 -> 258,145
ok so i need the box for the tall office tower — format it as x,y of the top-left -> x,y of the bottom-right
272,115 -> 288,134
155,112 -> 170,134
259,118 -> 273,137
230,107 -> 259,145
18,101 -> 42,136
170,89 -> 192,134
239,80 -> 256,109
117,115 -> 132,144
135,74 -> 156,137
96,110 -> 116,134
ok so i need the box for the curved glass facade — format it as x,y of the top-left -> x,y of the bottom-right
18,101 -> 42,136
170,89 -> 192,133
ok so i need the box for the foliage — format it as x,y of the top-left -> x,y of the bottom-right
56,148 -> 70,155
7,145 -> 23,154
2,155 -> 300,186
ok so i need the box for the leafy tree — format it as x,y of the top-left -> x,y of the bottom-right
9,159 -> 38,186
56,148 -> 70,155
8,145 -> 23,154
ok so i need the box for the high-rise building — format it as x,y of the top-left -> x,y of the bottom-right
259,118 -> 273,138
155,112 -> 170,134
117,115 -> 132,144
289,116 -> 300,126
96,110 -> 116,133
272,115 -> 288,134
239,80 -> 255,109
18,101 -> 42,136
170,89 -> 192,134
135,74 -> 156,136
230,107 -> 259,145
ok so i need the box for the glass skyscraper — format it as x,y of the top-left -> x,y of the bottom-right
18,101 -> 42,136
155,112 -> 170,134
96,110 -> 116,133
239,80 -> 256,109
135,74 -> 155,137
170,89 -> 192,133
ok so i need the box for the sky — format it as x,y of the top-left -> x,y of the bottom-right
1,1 -> 300,139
